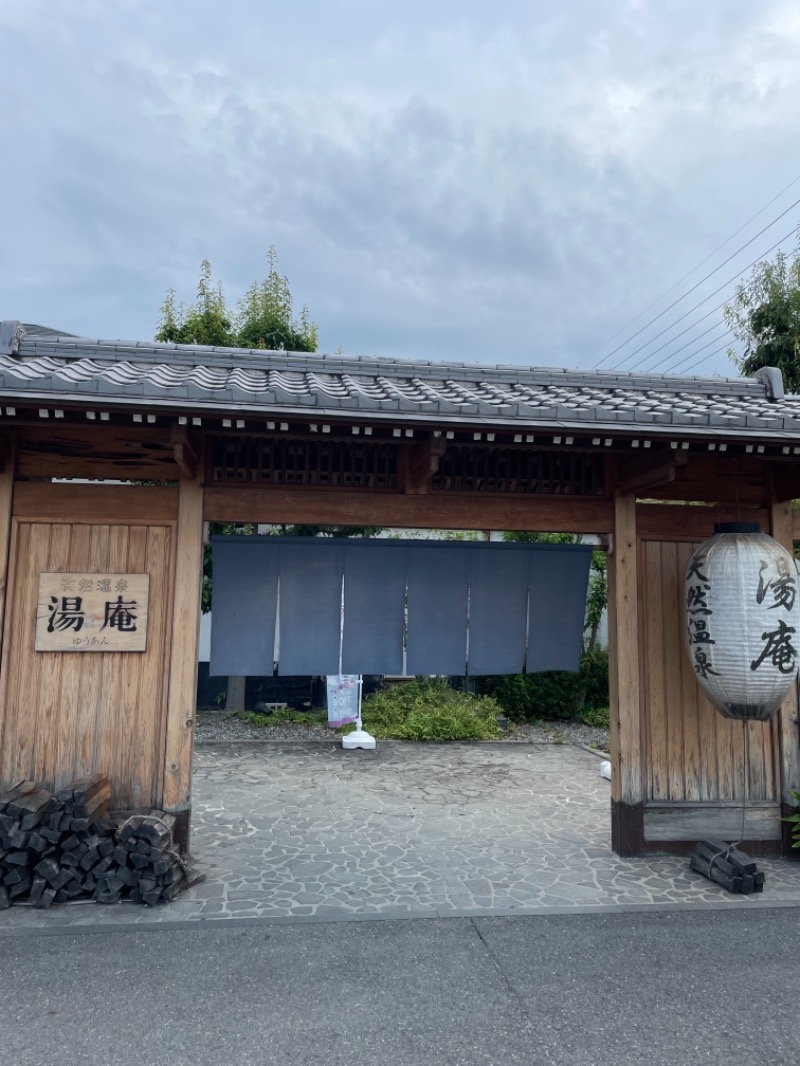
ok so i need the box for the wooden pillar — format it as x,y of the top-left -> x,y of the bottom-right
162,475 -> 204,850
608,489 -> 644,855
770,499 -> 800,857
0,434 -> 16,657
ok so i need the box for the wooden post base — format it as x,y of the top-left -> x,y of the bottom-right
167,809 -> 191,854
611,799 -> 644,857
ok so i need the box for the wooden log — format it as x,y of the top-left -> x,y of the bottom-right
72,786 -> 111,822
0,885 -> 10,909
69,774 -> 108,802
690,853 -> 744,893
702,839 -> 758,875
50,868 -> 74,892
95,890 -> 122,905
184,865 -> 205,888
4,849 -> 34,866
115,864 -> 137,887
34,857 -> 60,883
17,790 -> 53,830
8,828 -> 29,848
694,842 -> 740,881
38,886 -> 56,909
29,875 -> 46,907
27,831 -> 47,853
0,781 -> 36,813
9,877 -> 32,899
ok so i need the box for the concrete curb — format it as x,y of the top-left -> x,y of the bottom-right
579,743 -> 612,759
2,896 -> 799,938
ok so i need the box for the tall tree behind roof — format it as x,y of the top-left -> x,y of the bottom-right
725,237 -> 800,393
156,247 -> 318,352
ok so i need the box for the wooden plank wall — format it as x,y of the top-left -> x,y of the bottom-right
638,536 -> 781,845
0,488 -> 178,809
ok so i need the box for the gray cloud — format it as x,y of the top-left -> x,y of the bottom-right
2,0 -> 799,374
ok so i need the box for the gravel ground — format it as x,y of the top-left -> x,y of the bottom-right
195,708 -> 610,752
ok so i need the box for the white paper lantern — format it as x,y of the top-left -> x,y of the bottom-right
685,523 -> 800,721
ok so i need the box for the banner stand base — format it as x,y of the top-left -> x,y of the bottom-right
343,728 -> 376,751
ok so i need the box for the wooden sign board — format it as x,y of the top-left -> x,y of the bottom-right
35,573 -> 150,652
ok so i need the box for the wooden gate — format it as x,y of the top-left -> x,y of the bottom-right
0,481 -> 202,846
638,537 -> 782,845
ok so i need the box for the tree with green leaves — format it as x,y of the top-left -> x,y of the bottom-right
157,247 -> 317,352
725,238 -> 800,392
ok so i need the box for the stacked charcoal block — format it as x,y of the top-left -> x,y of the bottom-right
0,775 -> 202,909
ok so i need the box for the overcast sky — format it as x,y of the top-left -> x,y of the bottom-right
2,1 -> 799,376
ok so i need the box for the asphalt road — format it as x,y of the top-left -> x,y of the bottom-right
1,907 -> 799,1066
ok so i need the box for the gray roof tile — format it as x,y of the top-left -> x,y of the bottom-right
1,320 -> 800,440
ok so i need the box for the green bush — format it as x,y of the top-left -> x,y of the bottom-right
579,646 -> 610,712
476,647 -> 609,723
579,706 -> 610,729
359,677 -> 502,741
237,681 -> 503,741
476,672 -> 578,722
783,789 -> 800,848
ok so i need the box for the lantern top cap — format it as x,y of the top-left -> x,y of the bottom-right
713,522 -> 762,534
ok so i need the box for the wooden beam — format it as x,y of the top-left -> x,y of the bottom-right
15,425 -> 179,482
162,475 -> 204,833
640,454 -> 768,507
12,483 -> 178,523
618,449 -> 687,495
402,435 -> 447,494
772,462 -> 800,503
608,489 -> 644,855
637,503 -> 770,540
770,498 -> 800,857
643,802 -> 781,842
203,486 -> 615,533
169,424 -> 198,481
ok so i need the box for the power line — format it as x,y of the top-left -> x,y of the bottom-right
677,341 -> 740,377
659,329 -> 734,375
594,204 -> 800,370
631,318 -> 726,373
609,298 -> 734,371
603,225 -> 799,372
583,170 -> 800,367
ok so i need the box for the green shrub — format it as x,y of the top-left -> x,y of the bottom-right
476,646 -> 609,723
359,677 -> 502,741
579,706 -> 610,729
237,682 -> 503,742
579,646 -> 610,712
476,672 -> 578,722
784,790 -> 800,848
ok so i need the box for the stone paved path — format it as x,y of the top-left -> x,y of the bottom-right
2,741 -> 800,931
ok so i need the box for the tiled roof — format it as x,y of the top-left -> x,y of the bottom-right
1,320 -> 799,440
